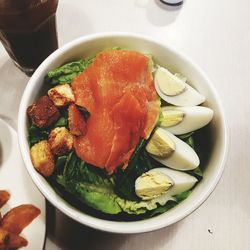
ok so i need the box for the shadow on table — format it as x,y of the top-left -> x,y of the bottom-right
0,59 -> 29,130
135,0 -> 183,27
46,203 -> 180,250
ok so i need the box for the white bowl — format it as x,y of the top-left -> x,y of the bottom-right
18,32 -> 228,234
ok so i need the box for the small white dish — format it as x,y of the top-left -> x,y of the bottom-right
0,119 -> 46,249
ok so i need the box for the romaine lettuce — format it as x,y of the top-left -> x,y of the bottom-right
45,58 -> 92,85
56,152 -> 177,215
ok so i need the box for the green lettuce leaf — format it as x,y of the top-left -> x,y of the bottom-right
62,152 -> 122,214
174,190 -> 191,202
147,200 -> 177,217
178,132 -> 194,140
105,47 -> 122,51
117,193 -> 175,215
178,132 -> 195,148
114,139 -> 151,201
178,130 -> 209,179
57,152 -> 176,215
54,117 -> 67,127
45,58 -> 92,85
145,54 -> 156,73
191,167 -> 203,178
28,124 -> 49,146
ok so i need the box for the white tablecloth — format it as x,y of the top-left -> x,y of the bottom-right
0,0 -> 249,249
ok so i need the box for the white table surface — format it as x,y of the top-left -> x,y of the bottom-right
0,0 -> 249,249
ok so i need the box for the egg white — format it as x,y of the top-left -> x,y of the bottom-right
148,128 -> 200,171
160,106 -> 214,135
148,167 -> 198,196
154,66 -> 205,106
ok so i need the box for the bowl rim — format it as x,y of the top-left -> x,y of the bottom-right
18,32 -> 228,234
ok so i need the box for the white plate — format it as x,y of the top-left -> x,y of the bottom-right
0,119 -> 46,249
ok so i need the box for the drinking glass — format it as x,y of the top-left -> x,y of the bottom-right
0,0 -> 59,76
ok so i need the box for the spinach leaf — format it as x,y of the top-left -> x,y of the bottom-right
45,58 -> 92,85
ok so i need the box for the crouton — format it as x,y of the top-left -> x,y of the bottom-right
68,104 -> 87,136
48,127 -> 73,156
48,84 -> 75,107
30,140 -> 55,177
27,96 -> 60,128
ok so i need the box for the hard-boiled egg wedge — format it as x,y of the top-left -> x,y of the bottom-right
135,168 -> 198,200
154,66 -> 205,106
159,106 -> 214,135
146,128 -> 199,170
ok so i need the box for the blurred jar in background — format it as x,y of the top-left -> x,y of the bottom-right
0,0 -> 59,76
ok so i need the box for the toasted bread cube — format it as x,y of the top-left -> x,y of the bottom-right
30,140 -> 55,177
68,104 -> 87,136
48,84 -> 75,107
27,96 -> 60,128
48,127 -> 73,156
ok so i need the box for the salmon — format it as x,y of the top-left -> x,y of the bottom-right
71,50 -> 160,173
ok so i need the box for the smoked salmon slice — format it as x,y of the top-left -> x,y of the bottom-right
71,50 -> 160,173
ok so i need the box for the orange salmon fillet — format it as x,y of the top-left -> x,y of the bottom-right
71,50 -> 159,173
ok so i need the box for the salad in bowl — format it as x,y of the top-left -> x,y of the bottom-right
18,33 -> 227,233
26,48 -> 213,219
